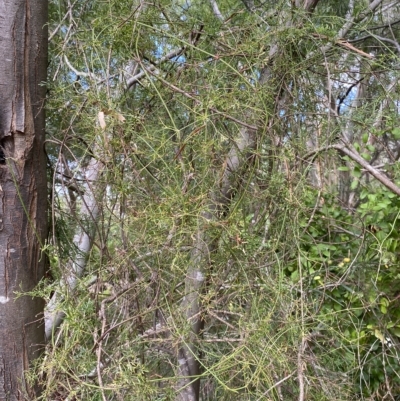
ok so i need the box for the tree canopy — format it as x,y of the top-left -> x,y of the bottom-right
38,0 -> 400,400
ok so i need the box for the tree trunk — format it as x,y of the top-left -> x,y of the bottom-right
175,2 -> 322,399
45,154 -> 104,340
0,1 -> 47,399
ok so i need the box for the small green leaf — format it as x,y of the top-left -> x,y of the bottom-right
353,308 -> 363,317
390,327 -> 400,337
375,202 -> 389,210
350,179 -> 358,190
291,270 -> 299,282
392,128 -> 400,139
360,190 -> 368,200
380,297 -> 389,307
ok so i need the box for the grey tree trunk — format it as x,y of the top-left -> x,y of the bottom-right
45,154 -> 104,340
0,1 -> 48,399
175,2 -> 322,400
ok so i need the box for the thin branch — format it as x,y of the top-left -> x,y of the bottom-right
303,0 -> 321,13
350,18 -> 400,41
302,143 -> 400,197
126,48 -> 185,89
337,0 -> 355,39
209,0 -> 224,21
349,33 -> 400,54
316,0 -> 384,58
356,0 -> 385,22
336,142 -> 400,197
64,55 -> 100,81
298,338 -> 307,401
241,0 -> 255,12
373,34 -> 400,54
336,39 -> 374,59
48,0 -> 79,42
255,371 -> 296,401
140,64 -> 258,130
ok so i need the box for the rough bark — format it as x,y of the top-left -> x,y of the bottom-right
0,0 -> 48,399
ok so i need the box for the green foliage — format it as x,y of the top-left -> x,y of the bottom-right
36,0 -> 400,400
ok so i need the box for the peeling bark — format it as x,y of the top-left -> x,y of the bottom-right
0,0 -> 48,399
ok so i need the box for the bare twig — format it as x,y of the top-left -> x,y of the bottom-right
357,0 -> 385,22
209,0 -> 224,21
372,34 -> 400,54
255,371 -> 296,401
298,337 -> 307,401
48,0 -> 79,42
302,143 -> 400,197
126,48 -> 185,88
64,55 -> 100,81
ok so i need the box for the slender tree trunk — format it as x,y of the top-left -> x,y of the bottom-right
45,154 -> 104,340
175,2 -> 322,399
0,1 -> 48,399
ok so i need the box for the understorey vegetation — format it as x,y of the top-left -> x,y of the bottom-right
32,0 -> 400,400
